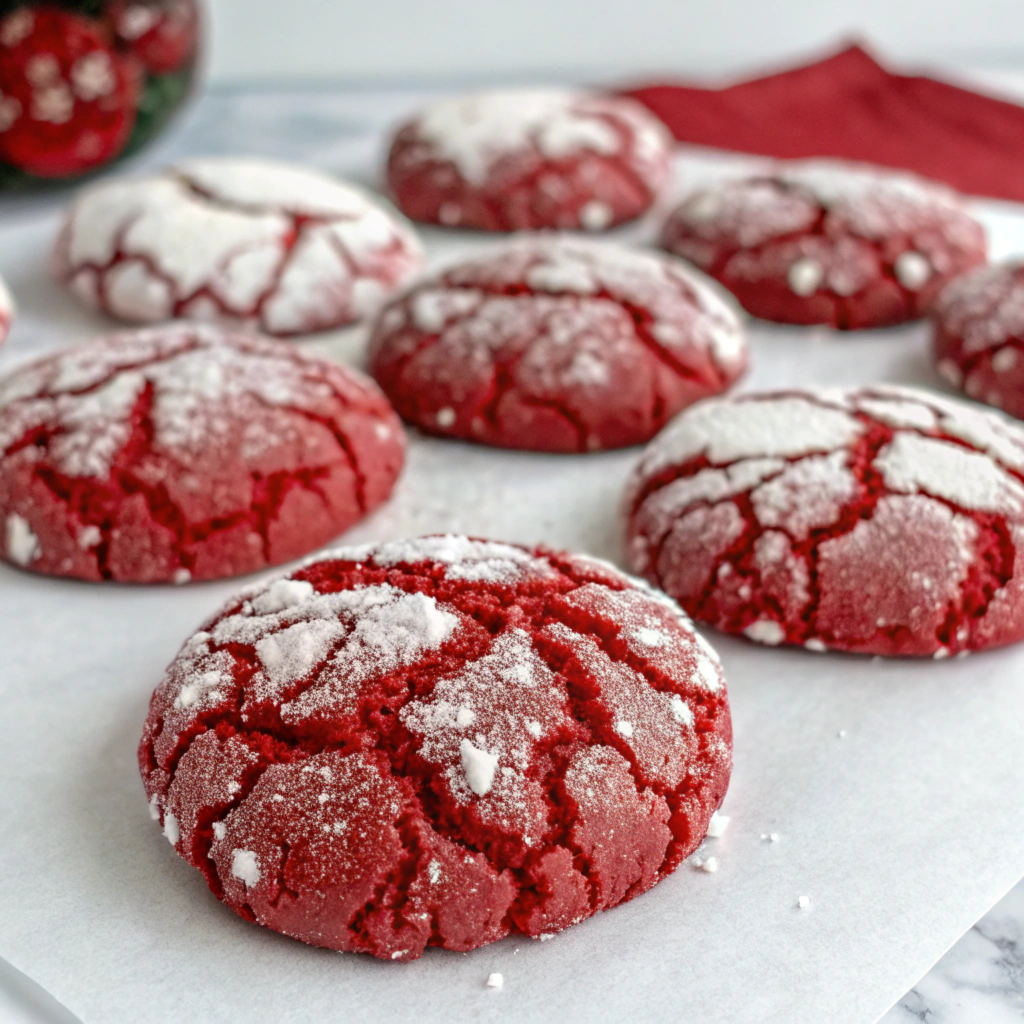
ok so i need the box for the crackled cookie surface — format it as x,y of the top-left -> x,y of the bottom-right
386,89 -> 672,232
53,157 -> 424,335
139,536 -> 731,959
661,161 -> 986,329
0,274 -> 12,346
627,386 -> 1024,657
933,262 -> 1024,420
0,324 -> 404,582
369,239 -> 747,452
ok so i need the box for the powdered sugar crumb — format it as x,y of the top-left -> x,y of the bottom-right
706,811 -> 730,838
460,739 -> 499,796
744,620 -> 785,646
5,513 -> 39,566
163,811 -> 179,845
231,849 -> 261,887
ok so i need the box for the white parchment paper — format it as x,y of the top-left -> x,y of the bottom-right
3,97 -> 1024,1023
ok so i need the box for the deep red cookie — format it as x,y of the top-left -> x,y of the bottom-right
0,6 -> 140,178
626,385 -> 1024,657
661,161 -> 987,329
933,261 -> 1024,420
139,536 -> 731,959
368,239 -> 747,452
386,89 -> 672,232
0,324 -> 404,582
0,274 -> 12,346
53,157 -> 424,336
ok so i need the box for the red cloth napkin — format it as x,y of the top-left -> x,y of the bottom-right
620,43 -> 1024,202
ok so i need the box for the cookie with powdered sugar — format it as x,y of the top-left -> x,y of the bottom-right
661,161 -> 986,329
52,157 -> 423,336
626,385 -> 1024,656
140,535 -> 732,960
932,261 -> 1024,420
386,88 -> 672,232
368,238 -> 747,452
0,324 -> 404,582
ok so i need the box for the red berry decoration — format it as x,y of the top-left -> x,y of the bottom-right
0,3 -> 199,187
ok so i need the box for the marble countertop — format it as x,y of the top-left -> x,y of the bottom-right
883,880 -> 1024,1023
3,81 -> 1024,1024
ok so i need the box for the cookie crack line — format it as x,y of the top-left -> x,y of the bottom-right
648,426 -> 1015,646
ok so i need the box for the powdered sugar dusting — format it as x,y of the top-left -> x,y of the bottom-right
664,160 -> 983,317
875,432 -> 1024,514
0,325 -> 342,478
204,578 -> 460,717
459,739 -> 499,796
141,538 -> 733,959
409,89 -> 667,188
934,262 -> 1024,356
55,158 -> 423,335
370,238 -> 747,453
636,394 -> 863,480
629,385 -> 1024,655
366,534 -> 555,584
402,628 -> 574,844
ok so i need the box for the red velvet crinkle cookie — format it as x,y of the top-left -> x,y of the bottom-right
0,274 -> 12,345
140,536 -> 731,960
52,157 -> 424,336
933,262 -> 1024,419
626,385 -> 1024,657
0,324 -> 404,582
661,161 -> 987,329
368,239 -> 747,452
386,89 -> 672,232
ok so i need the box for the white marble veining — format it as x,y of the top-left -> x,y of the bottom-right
882,879 -> 1024,1023
2,83 -> 1024,1024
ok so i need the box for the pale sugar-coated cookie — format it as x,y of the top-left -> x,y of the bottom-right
933,261 -> 1024,420
53,157 -> 424,336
